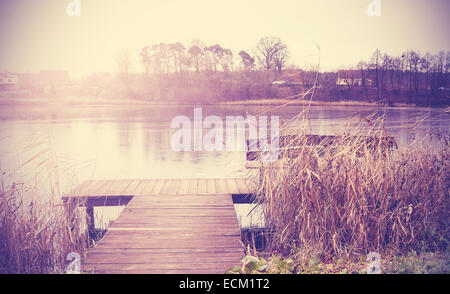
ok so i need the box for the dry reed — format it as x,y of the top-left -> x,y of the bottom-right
254,114 -> 449,259
0,134 -> 88,274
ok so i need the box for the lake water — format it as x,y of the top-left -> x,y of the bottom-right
0,104 -> 448,228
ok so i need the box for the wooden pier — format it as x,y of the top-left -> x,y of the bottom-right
63,178 -> 257,274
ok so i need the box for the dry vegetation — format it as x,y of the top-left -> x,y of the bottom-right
0,182 -> 88,273
252,113 -> 449,263
0,134 -> 89,274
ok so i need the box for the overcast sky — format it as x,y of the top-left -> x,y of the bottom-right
0,0 -> 449,78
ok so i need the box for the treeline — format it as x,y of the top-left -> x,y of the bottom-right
108,37 -> 293,102
334,49 -> 450,105
82,38 -> 449,106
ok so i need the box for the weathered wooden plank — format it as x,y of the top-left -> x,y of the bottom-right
83,269 -> 228,274
69,178 -> 250,274
98,230 -> 240,239
96,238 -> 242,249
84,261 -> 239,268
112,216 -> 239,225
177,179 -> 190,195
133,180 -> 155,195
225,178 -> 240,194
84,253 -> 243,264
109,223 -> 241,232
139,179 -> 157,195
207,179 -> 216,194
159,179 -> 173,195
65,178 -> 257,199
121,180 -> 142,195
107,226 -> 240,233
129,195 -> 232,204
82,263 -> 234,274
88,247 -> 244,254
215,178 -> 228,194
120,208 -> 237,217
103,180 -> 129,195
187,179 -> 198,194
198,179 -> 207,194
152,179 -> 166,194
166,179 -> 180,195
83,180 -> 110,195
69,180 -> 95,196
85,252 -> 241,260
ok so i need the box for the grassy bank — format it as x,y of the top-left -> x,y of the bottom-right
0,94 -> 420,108
232,114 -> 449,274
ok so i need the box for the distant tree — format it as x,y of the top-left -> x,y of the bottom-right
369,49 -> 382,100
407,51 -> 421,96
205,44 -> 223,72
273,47 -> 289,73
188,45 -> 203,73
357,61 -> 368,95
394,54 -> 407,91
420,53 -> 433,91
168,42 -> 186,74
238,50 -> 255,71
254,36 -> 287,72
445,51 -> 450,88
219,48 -> 233,72
380,53 -> 393,93
140,46 -> 151,75
116,51 -> 132,76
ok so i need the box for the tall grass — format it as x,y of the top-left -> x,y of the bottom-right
0,134 -> 88,273
255,115 -> 449,259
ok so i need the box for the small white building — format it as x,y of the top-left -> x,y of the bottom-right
337,69 -> 373,87
0,72 -> 19,90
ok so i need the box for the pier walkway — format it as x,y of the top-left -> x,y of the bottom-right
63,178 -> 257,274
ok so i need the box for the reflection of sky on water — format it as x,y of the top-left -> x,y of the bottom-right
0,105 -> 448,228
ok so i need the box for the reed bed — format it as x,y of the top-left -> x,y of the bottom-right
254,115 -> 449,259
0,133 -> 89,274
0,177 -> 88,273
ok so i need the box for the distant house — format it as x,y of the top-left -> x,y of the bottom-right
270,70 -> 305,98
337,69 -> 373,87
272,70 -> 304,87
0,72 -> 19,90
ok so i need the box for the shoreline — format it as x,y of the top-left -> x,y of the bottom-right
0,95 -> 447,109
217,98 -> 416,108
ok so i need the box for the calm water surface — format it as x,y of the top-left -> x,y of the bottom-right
0,104 -> 448,228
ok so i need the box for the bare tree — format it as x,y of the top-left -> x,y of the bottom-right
168,42 -> 186,74
116,51 -> 133,78
407,51 -> 421,96
188,45 -> 202,73
369,49 -> 382,100
273,47 -> 289,73
140,47 -> 151,75
254,36 -> 287,72
420,53 -> 433,92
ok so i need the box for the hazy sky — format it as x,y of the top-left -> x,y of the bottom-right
0,0 -> 449,78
